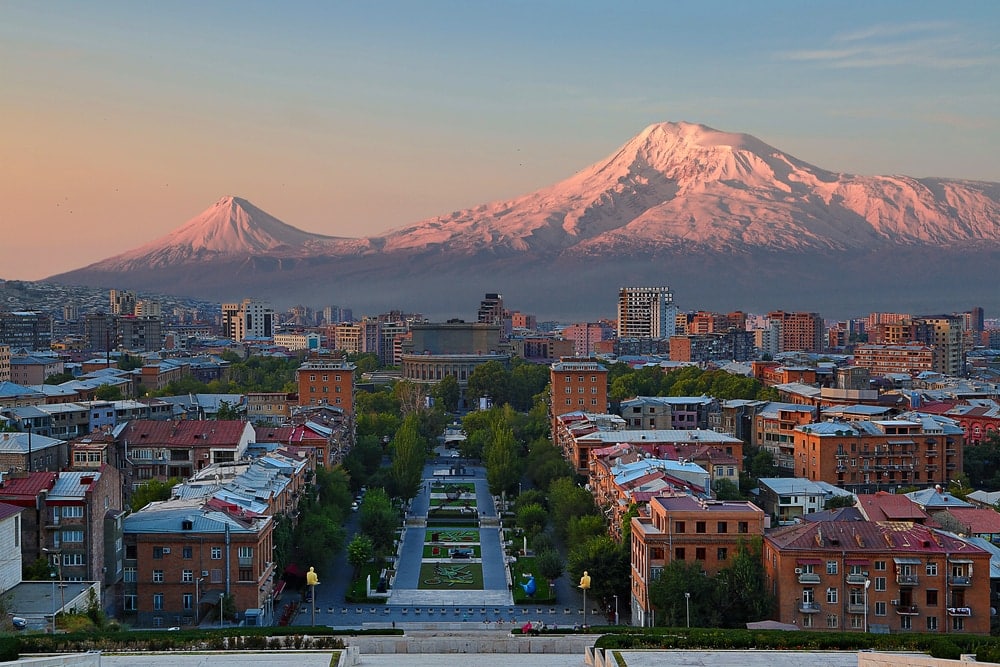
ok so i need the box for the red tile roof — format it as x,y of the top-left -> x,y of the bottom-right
0,472 -> 58,501
119,420 -> 249,447
767,519 -> 985,557
857,492 -> 929,522
941,507 -> 1000,535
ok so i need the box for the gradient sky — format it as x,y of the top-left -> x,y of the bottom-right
2,1 -> 998,281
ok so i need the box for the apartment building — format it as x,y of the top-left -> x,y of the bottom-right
222,299 -> 274,342
549,358 -> 609,425
631,495 -> 766,627
617,287 -> 677,340
296,356 -> 355,415
791,412 -> 963,492
115,420 -> 256,484
854,344 -> 935,377
245,392 -> 294,425
123,498 -> 275,628
0,345 -> 10,383
764,520 -> 990,634
618,396 -> 717,431
767,311 -> 824,353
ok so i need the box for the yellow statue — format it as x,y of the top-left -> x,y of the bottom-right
579,570 -> 591,590
306,566 -> 319,586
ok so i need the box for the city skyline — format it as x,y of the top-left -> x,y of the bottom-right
2,1 -> 998,281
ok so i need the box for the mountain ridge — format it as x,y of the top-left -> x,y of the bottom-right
47,121 -> 1000,318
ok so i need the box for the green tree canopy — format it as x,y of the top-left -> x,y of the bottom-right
466,360 -> 513,408
94,384 -> 123,401
390,415 -> 426,500
515,502 -> 548,538
548,477 -> 597,543
346,534 -> 374,576
130,478 -> 181,511
431,375 -> 460,413
567,535 -> 630,613
358,488 -> 397,557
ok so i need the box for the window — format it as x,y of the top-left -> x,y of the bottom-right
738,521 -> 748,534
927,616 -> 938,631
826,615 -> 838,628
182,569 -> 193,583
152,616 -> 164,628
675,521 -> 685,533
238,546 -> 253,559
695,521 -> 706,534
802,588 -> 814,603
874,560 -> 886,571
826,561 -> 838,575
63,553 -> 85,566
153,546 -> 164,559
183,594 -> 193,611
309,374 -> 316,381
62,530 -> 84,543
826,588 -> 838,604
183,546 -> 192,559
675,547 -> 685,560
900,616 -> 912,631
874,576 -> 886,592
335,375 -> 341,382
801,614 -> 813,628
124,567 -> 136,583
717,521 -> 728,534
926,589 -> 938,606
717,547 -> 728,561
124,595 -> 137,611
153,593 -> 163,611
153,569 -> 164,583
874,601 -> 886,616
239,568 -> 253,582
211,569 -> 222,583
62,506 -> 83,518
952,617 -> 964,631
926,562 -> 938,576
695,548 -> 706,561
211,547 -> 222,560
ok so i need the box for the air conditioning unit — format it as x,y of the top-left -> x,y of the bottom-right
794,568 -> 803,574
201,570 -> 209,577
891,599 -> 899,606
162,548 -> 170,554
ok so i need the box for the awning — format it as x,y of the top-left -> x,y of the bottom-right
796,558 -> 823,565
948,558 -> 974,564
887,440 -> 915,445
893,557 -> 921,565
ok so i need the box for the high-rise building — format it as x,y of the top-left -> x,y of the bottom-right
221,299 -> 274,341
84,313 -> 118,352
0,311 -> 48,351
109,289 -> 136,316
766,311 -> 824,352
617,287 -> 677,340
477,293 -> 504,325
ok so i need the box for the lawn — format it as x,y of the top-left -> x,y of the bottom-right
425,528 -> 480,543
429,497 -> 478,508
431,481 -> 476,493
417,562 -> 484,590
423,544 -> 482,558
510,555 -> 556,604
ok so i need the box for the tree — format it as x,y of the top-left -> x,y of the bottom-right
431,375 -> 460,413
390,415 -> 426,500
292,511 -> 345,576
346,534 -> 374,576
94,384 -> 123,401
342,434 -> 384,491
536,548 -> 564,584
484,422 -> 521,495
963,435 -> 1000,490
548,477 -> 596,543
567,514 -> 606,547
359,488 -> 397,558
648,560 -> 716,627
824,494 -> 856,509
466,361 -> 512,408
215,400 -> 241,420
130,478 -> 181,511
44,372 -> 75,384
713,538 -> 773,626
22,556 -> 52,581
393,380 -> 429,416
515,503 -> 548,538
713,478 -> 743,500
117,353 -> 143,371
567,535 -> 630,613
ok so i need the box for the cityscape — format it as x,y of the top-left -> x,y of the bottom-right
0,284 -> 999,646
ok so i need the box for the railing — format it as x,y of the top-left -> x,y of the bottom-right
846,574 -> 868,585
896,574 -> 919,586
238,557 -> 253,567
847,602 -> 866,613
798,572 -> 821,584
895,604 -> 919,615
799,601 -> 821,613
949,575 -> 971,587
947,607 -> 972,617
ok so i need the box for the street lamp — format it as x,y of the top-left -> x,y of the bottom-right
194,578 -> 204,625
579,571 -> 591,628
42,548 -> 64,618
306,566 -> 320,626
613,594 -> 619,626
863,576 -> 871,633
219,593 -> 225,629
685,592 -> 691,628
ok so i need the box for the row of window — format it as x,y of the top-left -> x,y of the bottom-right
143,567 -> 256,584
564,386 -> 599,394
563,398 -> 600,406
152,546 -> 253,560
308,374 -> 343,382
675,547 -> 729,561
673,520 -> 751,534
800,612 -> 963,632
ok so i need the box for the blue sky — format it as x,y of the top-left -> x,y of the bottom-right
1,1 -> 997,279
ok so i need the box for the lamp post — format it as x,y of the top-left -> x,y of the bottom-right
613,594 -> 619,626
306,566 -> 319,626
49,572 -> 56,634
219,593 -> 225,629
685,592 -> 691,628
864,576 -> 871,633
579,571 -> 591,628
42,548 -> 64,617
195,578 -> 204,625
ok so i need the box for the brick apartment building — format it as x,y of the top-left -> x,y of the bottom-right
549,358 -> 609,424
764,520 -> 990,634
296,356 -> 356,415
767,311 -> 825,353
853,344 -> 935,377
630,495 -> 766,627
115,420 -> 256,485
123,498 -> 275,628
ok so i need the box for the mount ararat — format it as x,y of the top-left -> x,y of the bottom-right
48,122 -> 1000,319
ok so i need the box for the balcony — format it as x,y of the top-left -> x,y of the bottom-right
949,575 -> 971,587
798,572 -> 821,584
896,574 -> 919,586
846,574 -> 869,585
895,604 -> 919,616
238,557 -> 253,567
799,601 -> 821,613
947,607 -> 972,617
847,602 -> 866,614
